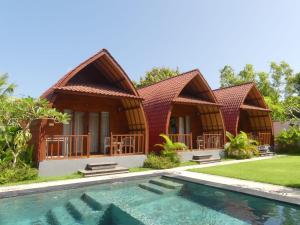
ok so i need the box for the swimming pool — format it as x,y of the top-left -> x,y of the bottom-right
0,176 -> 299,225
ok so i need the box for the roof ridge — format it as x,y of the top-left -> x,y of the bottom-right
213,82 -> 255,92
137,69 -> 199,90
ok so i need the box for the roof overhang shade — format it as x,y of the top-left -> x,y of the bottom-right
214,83 -> 273,136
172,96 -> 222,107
54,84 -> 143,100
240,104 -> 271,112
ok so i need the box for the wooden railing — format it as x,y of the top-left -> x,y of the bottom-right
110,133 -> 145,155
45,134 -> 91,160
249,132 -> 272,146
202,133 -> 224,149
168,133 -> 193,149
43,133 -> 145,160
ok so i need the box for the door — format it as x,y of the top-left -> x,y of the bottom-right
89,112 -> 99,154
100,112 -> 110,154
74,112 -> 84,153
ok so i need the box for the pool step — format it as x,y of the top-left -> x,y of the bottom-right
149,178 -> 183,189
82,192 -> 111,210
78,166 -> 129,177
47,206 -> 80,225
139,181 -> 181,195
86,162 -> 117,170
30,216 -> 48,225
67,199 -> 106,224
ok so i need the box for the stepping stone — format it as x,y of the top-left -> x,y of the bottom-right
78,166 -> 128,177
86,162 -> 117,170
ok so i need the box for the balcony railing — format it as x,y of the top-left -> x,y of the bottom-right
168,133 -> 224,150
249,132 -> 272,146
44,134 -> 91,160
110,133 -> 145,155
42,133 -> 145,160
168,133 -> 193,149
202,133 -> 224,149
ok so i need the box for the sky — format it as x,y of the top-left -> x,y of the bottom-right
0,0 -> 300,97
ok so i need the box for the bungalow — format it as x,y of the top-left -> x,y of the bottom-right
138,70 -> 226,151
213,83 -> 273,145
31,49 -> 149,176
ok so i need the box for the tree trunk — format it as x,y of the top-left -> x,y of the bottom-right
12,152 -> 19,168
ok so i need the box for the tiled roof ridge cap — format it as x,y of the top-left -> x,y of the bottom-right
213,82 -> 255,92
137,69 -> 199,90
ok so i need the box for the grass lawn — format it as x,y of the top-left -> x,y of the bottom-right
1,173 -> 83,187
128,167 -> 154,172
189,156 -> 300,188
1,161 -> 199,187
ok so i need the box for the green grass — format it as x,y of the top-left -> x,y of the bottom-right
128,167 -> 154,172
179,161 -> 198,167
1,173 -> 83,187
189,156 -> 300,188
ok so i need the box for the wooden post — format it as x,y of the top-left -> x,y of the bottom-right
190,133 -> 193,150
110,132 -> 113,156
87,133 -> 91,158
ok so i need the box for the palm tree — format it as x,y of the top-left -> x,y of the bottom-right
0,74 -> 16,97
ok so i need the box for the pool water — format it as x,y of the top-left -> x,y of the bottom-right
0,176 -> 299,225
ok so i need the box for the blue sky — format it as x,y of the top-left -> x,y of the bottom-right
0,0 -> 300,97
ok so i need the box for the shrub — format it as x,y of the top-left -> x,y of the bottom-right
143,134 -> 186,169
224,131 -> 259,159
276,125 -> 300,154
143,153 -> 179,169
0,163 -> 38,184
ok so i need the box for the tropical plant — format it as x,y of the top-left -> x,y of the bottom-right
135,67 -> 180,88
0,74 -> 16,98
224,131 -> 259,159
0,163 -> 38,184
155,134 -> 187,163
143,153 -> 178,169
143,134 -> 187,169
0,97 -> 70,167
276,125 -> 300,154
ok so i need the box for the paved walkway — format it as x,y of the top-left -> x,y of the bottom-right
1,155 -> 299,205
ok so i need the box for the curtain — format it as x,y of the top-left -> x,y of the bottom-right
100,112 -> 110,154
89,112 -> 99,153
62,109 -> 72,156
74,112 -> 84,153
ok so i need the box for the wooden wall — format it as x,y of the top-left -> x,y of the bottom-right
169,104 -> 224,147
238,110 -> 272,133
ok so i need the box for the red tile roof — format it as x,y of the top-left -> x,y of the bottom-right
138,69 -> 222,149
213,82 -> 270,134
55,83 -> 142,99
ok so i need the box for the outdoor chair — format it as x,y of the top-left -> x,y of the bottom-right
197,136 -> 204,150
103,137 -> 111,154
121,136 -> 135,153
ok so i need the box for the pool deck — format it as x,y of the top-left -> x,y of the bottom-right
1,155 -> 300,206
